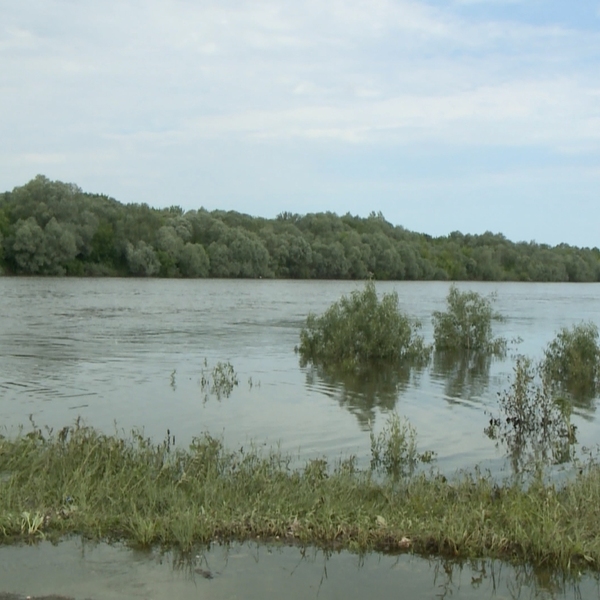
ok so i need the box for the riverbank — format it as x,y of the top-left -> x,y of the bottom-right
1,422 -> 599,573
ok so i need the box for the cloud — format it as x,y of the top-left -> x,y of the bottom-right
1,0 -> 600,246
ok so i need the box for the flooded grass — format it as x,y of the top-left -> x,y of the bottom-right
2,421 -> 600,574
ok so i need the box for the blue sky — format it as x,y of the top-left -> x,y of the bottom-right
1,0 -> 599,247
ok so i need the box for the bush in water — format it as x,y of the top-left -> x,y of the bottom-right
297,281 -> 430,372
541,322 -> 600,399
432,285 -> 506,354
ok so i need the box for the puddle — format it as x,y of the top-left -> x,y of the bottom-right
1,538 -> 599,599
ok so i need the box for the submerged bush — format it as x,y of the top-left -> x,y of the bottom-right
298,281 -> 430,372
432,285 -> 506,354
541,322 -> 600,400
485,357 -> 576,473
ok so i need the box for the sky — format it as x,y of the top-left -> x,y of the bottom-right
1,1 -> 600,247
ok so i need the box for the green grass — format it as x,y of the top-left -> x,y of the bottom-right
2,420 -> 600,573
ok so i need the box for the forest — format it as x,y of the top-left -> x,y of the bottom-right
0,175 -> 598,281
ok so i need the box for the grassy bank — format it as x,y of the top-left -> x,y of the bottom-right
1,422 -> 600,572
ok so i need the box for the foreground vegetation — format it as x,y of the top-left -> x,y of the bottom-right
1,175 -> 599,280
1,419 -> 600,573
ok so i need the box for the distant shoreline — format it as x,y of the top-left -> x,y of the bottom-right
2,176 -> 599,282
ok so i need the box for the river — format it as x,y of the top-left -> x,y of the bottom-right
1,278 -> 599,598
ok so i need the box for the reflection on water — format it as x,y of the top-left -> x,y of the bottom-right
432,350 -> 493,402
302,362 -> 423,427
0,538 -> 598,600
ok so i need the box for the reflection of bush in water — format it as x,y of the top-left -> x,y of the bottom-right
303,363 -> 420,426
432,350 -> 492,401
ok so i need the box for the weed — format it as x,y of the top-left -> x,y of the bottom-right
298,281 -> 431,372
432,285 -> 506,354
199,360 -> 239,401
21,511 -> 45,538
369,413 -> 434,478
485,357 -> 576,474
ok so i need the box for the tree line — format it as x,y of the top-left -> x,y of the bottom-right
0,175 -> 598,281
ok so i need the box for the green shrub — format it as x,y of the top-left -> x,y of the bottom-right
541,322 -> 600,399
432,285 -> 506,354
297,281 -> 431,372
199,360 -> 239,401
485,357 -> 576,473
370,413 -> 434,478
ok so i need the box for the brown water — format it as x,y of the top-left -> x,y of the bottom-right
1,278 -> 599,598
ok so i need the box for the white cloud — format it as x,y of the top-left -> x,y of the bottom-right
1,0 -> 600,245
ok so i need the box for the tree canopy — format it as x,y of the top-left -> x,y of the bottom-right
1,175 -> 599,281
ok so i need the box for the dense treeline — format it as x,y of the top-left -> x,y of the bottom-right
0,175 -> 598,281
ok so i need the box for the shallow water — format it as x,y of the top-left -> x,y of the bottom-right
1,538 -> 598,600
2,278 -> 600,597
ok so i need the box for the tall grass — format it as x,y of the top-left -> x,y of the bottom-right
298,281 -> 430,372
2,420 -> 600,573
369,413 -> 434,478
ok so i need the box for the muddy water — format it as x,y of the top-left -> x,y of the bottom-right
1,278 -> 600,597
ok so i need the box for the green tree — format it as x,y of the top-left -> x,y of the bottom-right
126,241 -> 160,276
179,243 -> 209,278
12,217 -> 48,274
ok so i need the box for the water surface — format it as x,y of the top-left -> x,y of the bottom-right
2,278 -> 598,474
2,278 -> 600,599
